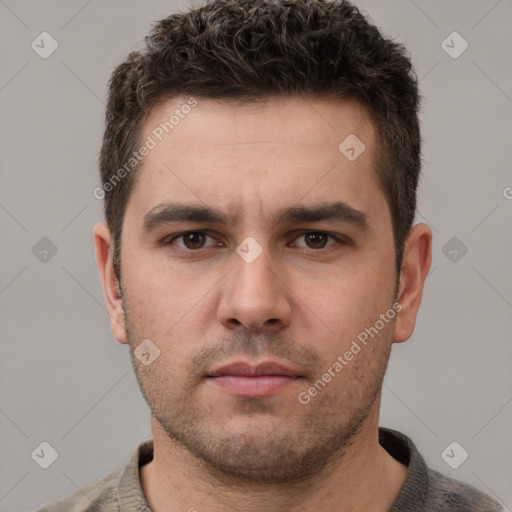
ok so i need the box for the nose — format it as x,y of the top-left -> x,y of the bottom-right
217,246 -> 292,332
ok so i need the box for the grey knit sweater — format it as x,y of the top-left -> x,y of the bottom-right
37,428 -> 504,511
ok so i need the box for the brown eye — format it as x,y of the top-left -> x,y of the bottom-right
167,231 -> 215,250
304,232 -> 329,249
291,231 -> 344,250
182,232 -> 206,249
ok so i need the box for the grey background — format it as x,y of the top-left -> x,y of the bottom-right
1,0 -> 511,510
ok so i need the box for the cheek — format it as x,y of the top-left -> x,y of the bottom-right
122,260 -> 209,363
292,262 -> 394,357
122,247 -> 185,314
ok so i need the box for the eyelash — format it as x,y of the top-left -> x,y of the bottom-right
164,230 -> 347,252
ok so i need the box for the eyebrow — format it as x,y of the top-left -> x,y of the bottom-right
143,203 -> 227,231
274,202 -> 368,228
142,201 -> 369,232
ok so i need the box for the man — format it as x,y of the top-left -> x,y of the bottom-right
38,0 -> 503,510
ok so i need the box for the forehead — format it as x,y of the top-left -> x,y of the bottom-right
127,96 -> 385,227
145,95 -> 375,155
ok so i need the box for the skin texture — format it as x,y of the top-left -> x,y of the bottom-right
94,96 -> 432,512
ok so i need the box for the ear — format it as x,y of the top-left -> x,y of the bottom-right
93,222 -> 128,344
393,223 -> 432,343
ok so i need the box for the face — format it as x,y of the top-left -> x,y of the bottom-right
104,96 -> 404,482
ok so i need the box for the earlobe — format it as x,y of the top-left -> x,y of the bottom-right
93,222 -> 128,344
393,223 -> 432,344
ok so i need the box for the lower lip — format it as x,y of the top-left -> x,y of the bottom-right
207,375 -> 299,397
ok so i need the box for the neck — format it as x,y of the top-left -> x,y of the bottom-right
140,398 -> 408,512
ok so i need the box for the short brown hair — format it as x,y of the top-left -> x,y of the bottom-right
99,0 -> 421,281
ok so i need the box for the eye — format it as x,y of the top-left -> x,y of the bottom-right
292,231 -> 343,250
165,231 -> 218,250
164,230 -> 346,252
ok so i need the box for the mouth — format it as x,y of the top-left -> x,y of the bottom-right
205,361 -> 303,398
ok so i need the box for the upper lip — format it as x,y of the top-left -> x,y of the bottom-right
207,361 -> 301,378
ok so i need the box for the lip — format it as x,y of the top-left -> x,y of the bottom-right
206,361 -> 302,398
207,361 -> 300,378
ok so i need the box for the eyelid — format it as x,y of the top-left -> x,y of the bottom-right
289,229 -> 348,248
165,230 -> 220,249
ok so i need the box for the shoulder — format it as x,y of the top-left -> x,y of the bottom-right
35,471 -> 118,511
379,428 -> 504,512
35,439 -> 154,512
425,467 -> 504,511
